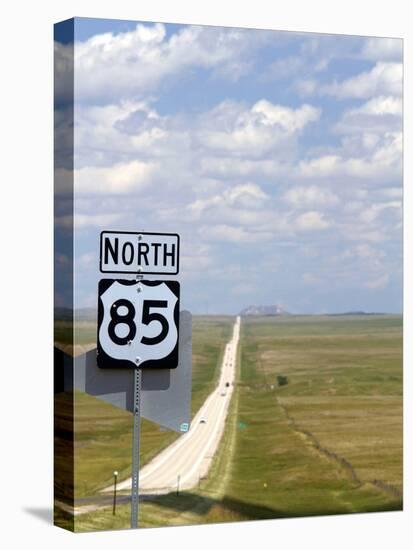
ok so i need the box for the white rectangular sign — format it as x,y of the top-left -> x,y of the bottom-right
100,231 -> 180,275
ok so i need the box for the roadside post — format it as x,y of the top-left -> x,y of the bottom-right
113,471 -> 118,515
97,230 -> 182,529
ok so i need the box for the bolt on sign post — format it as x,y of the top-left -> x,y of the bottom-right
97,230 -> 181,529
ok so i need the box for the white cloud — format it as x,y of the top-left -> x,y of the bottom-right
377,187 -> 402,199
252,100 -> 320,132
77,252 -> 97,268
335,96 -> 402,135
75,100 -> 167,155
227,183 -> 269,205
200,156 -> 285,179
295,211 -> 330,231
297,62 -> 402,100
74,160 -> 154,194
183,184 -> 272,230
66,23 -> 272,103
67,88 -> 401,269
361,38 -> 403,62
359,200 -> 402,223
357,95 -> 402,116
335,194 -> 402,246
284,185 -> 338,208
365,274 -> 389,290
302,272 -> 322,286
196,100 -> 320,157
295,79 -> 317,96
265,56 -> 304,80
54,24 -> 403,313
298,131 -> 401,181
73,97 -> 319,183
298,155 -> 341,177
322,62 -> 402,99
203,224 -> 273,243
332,244 -> 386,275
180,244 -> 214,277
189,183 -> 268,217
75,213 -> 123,228
352,243 -> 385,260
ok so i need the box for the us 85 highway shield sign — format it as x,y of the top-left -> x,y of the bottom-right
97,279 -> 180,369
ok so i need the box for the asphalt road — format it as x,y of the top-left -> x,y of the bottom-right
107,315 -> 241,495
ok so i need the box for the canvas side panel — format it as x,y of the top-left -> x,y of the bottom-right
54,18 -> 75,532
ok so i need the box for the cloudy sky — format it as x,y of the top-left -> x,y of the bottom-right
55,18 -> 402,314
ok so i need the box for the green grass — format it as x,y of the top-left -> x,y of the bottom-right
58,314 -> 403,531
222,315 -> 403,518
74,338 -> 243,531
54,315 -> 233,514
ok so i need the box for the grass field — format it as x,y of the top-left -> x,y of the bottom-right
56,314 -> 403,531
54,315 -> 233,510
223,315 -> 402,519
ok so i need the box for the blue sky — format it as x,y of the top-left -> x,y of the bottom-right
55,18 -> 403,314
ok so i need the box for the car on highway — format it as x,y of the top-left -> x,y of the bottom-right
220,391 -> 226,396
199,417 -> 207,424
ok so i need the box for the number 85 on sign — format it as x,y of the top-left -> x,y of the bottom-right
97,279 -> 180,369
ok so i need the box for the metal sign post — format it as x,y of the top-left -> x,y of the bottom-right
95,229 -> 187,530
131,367 -> 142,529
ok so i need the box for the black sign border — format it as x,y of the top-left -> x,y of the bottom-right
97,278 -> 180,370
99,231 -> 180,275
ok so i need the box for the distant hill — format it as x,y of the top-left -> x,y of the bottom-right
240,304 -> 290,316
326,311 -> 386,316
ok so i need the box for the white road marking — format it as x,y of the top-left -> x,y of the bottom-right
103,316 -> 241,495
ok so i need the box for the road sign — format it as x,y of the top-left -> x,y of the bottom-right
96,229 -> 185,529
100,231 -> 180,275
97,279 -> 180,369
70,310 -> 192,431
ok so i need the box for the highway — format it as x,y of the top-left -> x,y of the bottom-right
105,316 -> 241,495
